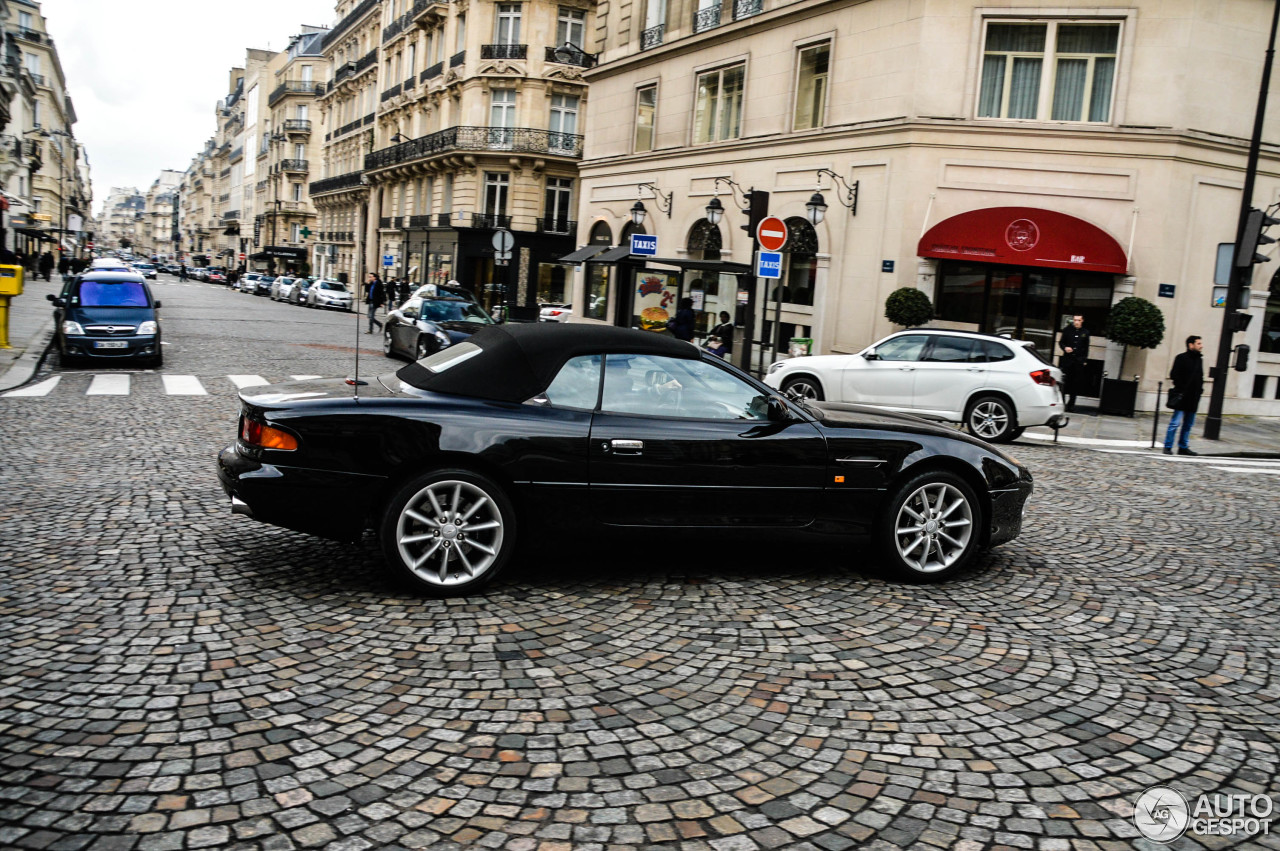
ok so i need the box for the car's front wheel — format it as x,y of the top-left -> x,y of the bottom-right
380,469 -> 516,596
966,395 -> 1019,443
383,330 -> 394,358
878,470 -> 982,581
415,338 -> 431,361
782,375 -> 825,401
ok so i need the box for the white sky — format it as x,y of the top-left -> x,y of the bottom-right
39,0 -> 330,215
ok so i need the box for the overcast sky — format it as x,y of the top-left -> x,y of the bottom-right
39,0 -> 330,216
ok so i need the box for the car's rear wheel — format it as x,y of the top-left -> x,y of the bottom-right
878,470 -> 981,581
782,375 -> 825,401
380,469 -> 516,596
965,395 -> 1019,443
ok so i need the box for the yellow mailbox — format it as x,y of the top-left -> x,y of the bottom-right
0,264 -> 22,296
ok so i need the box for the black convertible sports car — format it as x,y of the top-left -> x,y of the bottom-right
218,324 -> 1033,595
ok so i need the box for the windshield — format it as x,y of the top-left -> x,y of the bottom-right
319,281 -> 347,291
421,299 -> 493,324
78,281 -> 150,307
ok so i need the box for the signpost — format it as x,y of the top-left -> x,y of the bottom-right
630,234 -> 658,256
382,254 -> 394,268
756,251 -> 782,279
492,228 -> 514,266
756,217 -> 788,252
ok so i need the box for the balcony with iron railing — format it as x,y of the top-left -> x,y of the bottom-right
544,46 -> 595,68
269,79 -> 325,107
356,49 -> 378,74
536,217 -> 577,235
732,0 -> 764,19
693,3 -> 721,32
403,75 -> 417,91
321,0 -> 379,51
450,50 -> 466,68
309,172 -> 365,196
421,61 -> 444,82
380,83 -> 402,103
470,213 -> 511,230
279,159 -> 309,173
480,44 -> 527,60
284,119 -> 312,134
365,126 -> 584,171
223,210 -> 241,221
411,0 -> 451,25
641,24 -> 665,49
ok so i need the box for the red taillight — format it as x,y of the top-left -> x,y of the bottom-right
1030,369 -> 1056,387
240,417 -> 298,450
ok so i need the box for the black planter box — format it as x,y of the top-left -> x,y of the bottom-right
1099,378 -> 1138,417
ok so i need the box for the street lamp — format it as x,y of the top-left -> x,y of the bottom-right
806,168 -> 858,225
705,177 -> 749,227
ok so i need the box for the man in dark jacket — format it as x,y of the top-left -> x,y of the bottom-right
365,273 -> 385,334
1057,314 -> 1090,411
1163,335 -> 1204,456
38,250 -> 54,281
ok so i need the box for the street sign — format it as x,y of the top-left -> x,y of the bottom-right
630,234 -> 657,256
756,250 -> 783,279
86,241 -> 95,250
492,228 -> 514,253
756,217 -> 788,251
238,253 -> 245,261
1159,283 -> 1175,298
495,250 -> 511,266
382,254 -> 394,267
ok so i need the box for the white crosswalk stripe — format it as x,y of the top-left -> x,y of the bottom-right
161,375 -> 207,395
87,374 -> 130,395
229,375 -> 269,389
3,376 -> 61,397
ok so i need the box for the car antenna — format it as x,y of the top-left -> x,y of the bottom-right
346,272 -> 367,393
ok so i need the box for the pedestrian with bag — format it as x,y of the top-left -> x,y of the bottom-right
1163,335 -> 1205,456
706,310 -> 735,358
1057,314 -> 1090,411
365,273 -> 385,334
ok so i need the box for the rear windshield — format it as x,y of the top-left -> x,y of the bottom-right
1022,342 -> 1052,365
79,281 -> 150,307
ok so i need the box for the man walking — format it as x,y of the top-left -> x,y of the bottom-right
38,250 -> 54,282
1163,335 -> 1205,456
365,273 -> 385,334
1057,314 -> 1090,411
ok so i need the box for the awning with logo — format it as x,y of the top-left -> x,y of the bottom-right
917,207 -> 1128,275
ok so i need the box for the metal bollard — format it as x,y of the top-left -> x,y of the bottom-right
1152,381 -> 1162,450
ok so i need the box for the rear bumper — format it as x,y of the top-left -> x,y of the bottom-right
217,444 -> 382,541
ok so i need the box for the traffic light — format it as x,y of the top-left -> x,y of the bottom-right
1227,311 -> 1254,333
1236,207 -> 1280,266
1233,343 -> 1251,372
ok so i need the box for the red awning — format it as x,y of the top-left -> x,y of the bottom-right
917,207 -> 1128,275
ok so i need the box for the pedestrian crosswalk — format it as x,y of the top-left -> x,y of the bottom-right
3,374 -> 329,399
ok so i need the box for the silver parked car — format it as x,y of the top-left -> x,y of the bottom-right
306,279 -> 353,311
270,276 -> 298,301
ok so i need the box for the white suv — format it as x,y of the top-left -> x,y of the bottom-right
764,329 -> 1067,443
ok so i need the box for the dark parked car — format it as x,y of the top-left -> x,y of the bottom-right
218,325 -> 1033,596
382,295 -> 495,361
48,272 -> 163,367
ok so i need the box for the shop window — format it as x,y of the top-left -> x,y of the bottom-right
794,42 -> 830,131
693,64 -> 744,143
776,217 -> 817,307
936,263 -> 987,326
586,222 -> 613,320
978,20 -> 1120,123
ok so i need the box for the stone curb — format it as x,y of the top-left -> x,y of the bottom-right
0,318 -> 54,392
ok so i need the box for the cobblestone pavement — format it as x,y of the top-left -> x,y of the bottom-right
1,279 -> 1278,851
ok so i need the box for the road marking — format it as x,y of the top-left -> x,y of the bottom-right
87,374 -> 130,395
229,375 -> 269,389
1022,431 -> 1152,448
1208,466 -> 1280,475
162,375 -> 207,395
290,375 -> 322,380
3,376 -> 61,397
1096,448 -> 1280,466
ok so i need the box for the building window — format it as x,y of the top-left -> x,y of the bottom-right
296,104 -> 308,120
794,42 -> 830,131
489,89 -> 516,148
549,94 -> 578,152
635,85 -> 656,152
484,172 -> 510,217
544,177 -> 573,231
292,183 -> 303,201
693,64 -> 745,143
495,5 -> 522,44
18,11 -> 32,29
978,21 -> 1119,122
24,52 -> 38,75
557,8 -> 585,48
456,15 -> 467,52
443,174 -> 453,214
407,43 -> 416,76
291,223 -> 302,242
300,64 -> 313,83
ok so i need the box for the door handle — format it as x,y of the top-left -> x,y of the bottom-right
608,439 -> 644,455
898,367 -> 915,371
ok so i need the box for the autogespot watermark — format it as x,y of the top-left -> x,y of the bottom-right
1134,785 -> 1275,843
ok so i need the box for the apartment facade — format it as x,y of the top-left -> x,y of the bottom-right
99,186 -> 143,250
140,169 -> 181,260
572,0 -> 1280,416
310,0 -> 593,315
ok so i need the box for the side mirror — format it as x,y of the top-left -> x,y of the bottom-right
766,396 -> 795,423
46,293 -> 56,302
863,350 -> 880,361
49,295 -> 65,307
154,300 -> 162,309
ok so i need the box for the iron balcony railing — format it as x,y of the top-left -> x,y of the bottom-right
404,75 -> 417,91
733,0 -> 763,17
309,172 -> 364,196
380,83 -> 402,102
279,159 -> 309,173
321,0 -> 378,50
536,217 -> 577,235
471,213 -> 511,230
411,0 -> 450,23
365,126 -> 584,171
641,24 -> 665,50
383,17 -> 406,43
408,214 -> 434,228
421,61 -> 444,81
284,119 -> 312,133
694,3 -> 722,32
229,146 -> 243,162
450,50 -> 466,67
356,49 -> 378,74
481,44 -> 527,60
223,210 -> 241,221
269,80 -> 324,107
544,45 -> 594,67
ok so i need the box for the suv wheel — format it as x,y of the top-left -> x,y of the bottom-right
782,376 -> 824,401
966,395 -> 1019,443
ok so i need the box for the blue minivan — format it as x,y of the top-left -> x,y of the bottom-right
48,272 -> 163,367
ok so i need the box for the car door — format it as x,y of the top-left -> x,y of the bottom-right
588,353 -> 827,527
911,335 -> 982,418
390,298 -> 420,356
841,334 -> 930,412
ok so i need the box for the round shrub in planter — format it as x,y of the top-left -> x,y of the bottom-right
1105,296 -> 1166,376
884,287 -> 933,328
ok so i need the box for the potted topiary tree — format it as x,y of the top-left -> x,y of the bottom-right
1100,296 -> 1166,417
884,287 -> 933,328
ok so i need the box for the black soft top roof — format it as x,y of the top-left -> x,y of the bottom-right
395,323 -> 698,402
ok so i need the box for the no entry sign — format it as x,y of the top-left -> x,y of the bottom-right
756,217 -> 788,251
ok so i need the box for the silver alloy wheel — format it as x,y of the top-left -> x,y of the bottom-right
968,399 -> 1011,439
416,339 -> 430,360
893,481 -> 974,574
382,330 -> 393,355
396,479 -> 505,587
783,377 -> 822,401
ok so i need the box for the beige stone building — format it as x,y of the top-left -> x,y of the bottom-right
572,0 -> 1280,417
179,142 -> 215,264
99,186 -> 143,251
312,0 -> 592,315
139,170 -> 181,260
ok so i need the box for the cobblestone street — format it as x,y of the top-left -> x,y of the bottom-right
1,280 -> 1278,850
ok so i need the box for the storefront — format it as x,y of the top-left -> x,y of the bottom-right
250,245 -> 308,276
920,207 -> 1128,393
